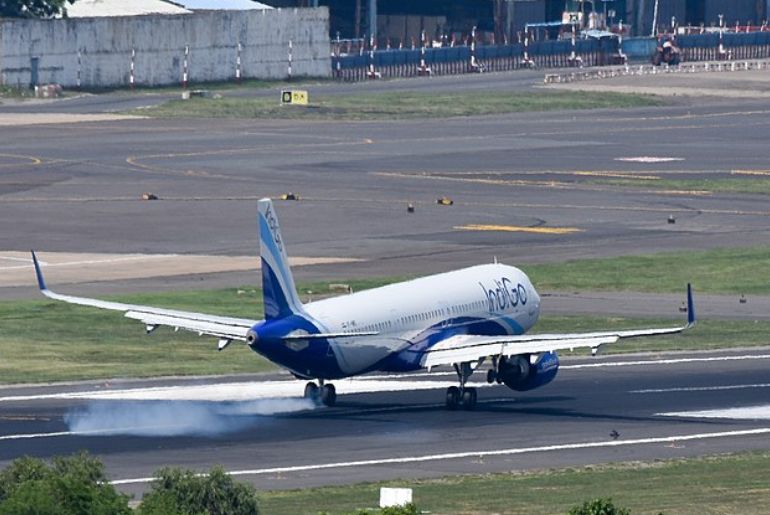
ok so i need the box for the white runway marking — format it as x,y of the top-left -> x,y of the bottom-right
560,354 -> 770,370
615,157 -> 684,163
110,427 -> 770,485
633,383 -> 770,394
0,254 -> 174,271
0,256 -> 46,265
2,354 -> 768,404
0,379 -> 492,403
0,429 -> 113,441
659,405 -> 770,420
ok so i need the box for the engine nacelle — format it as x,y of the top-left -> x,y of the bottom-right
498,352 -> 559,392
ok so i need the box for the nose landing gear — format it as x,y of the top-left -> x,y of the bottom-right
445,362 -> 477,410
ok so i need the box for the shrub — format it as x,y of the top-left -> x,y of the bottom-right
0,452 -> 130,515
380,503 -> 419,515
138,466 -> 259,515
569,497 -> 631,515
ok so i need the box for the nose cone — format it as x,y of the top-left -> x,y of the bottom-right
528,285 -> 541,320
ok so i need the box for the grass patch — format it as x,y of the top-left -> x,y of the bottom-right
139,90 -> 662,120
0,85 -> 36,100
535,317 -> 770,354
0,278 -> 400,384
81,77 -> 331,96
522,246 -> 770,294
5,245 -> 770,384
257,452 -> 770,515
2,294 -> 768,384
593,176 -> 770,195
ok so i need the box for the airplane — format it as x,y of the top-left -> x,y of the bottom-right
31,198 -> 695,410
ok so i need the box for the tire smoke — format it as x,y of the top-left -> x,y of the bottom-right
65,398 -> 316,437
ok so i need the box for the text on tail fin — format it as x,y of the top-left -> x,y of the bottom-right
258,198 -> 303,320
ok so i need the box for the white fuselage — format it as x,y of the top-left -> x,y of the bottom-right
299,263 -> 541,375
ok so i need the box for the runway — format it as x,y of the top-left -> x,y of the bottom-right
3,70 -> 770,497
1,348 -> 769,496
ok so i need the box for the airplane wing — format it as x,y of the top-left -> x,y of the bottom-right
31,252 -> 256,348
421,284 -> 695,369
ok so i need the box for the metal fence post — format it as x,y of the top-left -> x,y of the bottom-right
130,48 -> 136,90
182,45 -> 189,89
77,49 -> 82,90
288,39 -> 293,80
236,42 -> 242,82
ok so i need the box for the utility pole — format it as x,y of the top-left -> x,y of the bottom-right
354,0 -> 361,39
368,0 -> 377,41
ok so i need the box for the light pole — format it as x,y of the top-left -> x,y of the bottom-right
651,0 -> 659,37
368,0 -> 377,41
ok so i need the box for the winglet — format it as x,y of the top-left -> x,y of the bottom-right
31,251 -> 47,291
686,283 -> 695,327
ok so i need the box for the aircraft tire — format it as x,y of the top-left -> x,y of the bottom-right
320,384 -> 337,407
446,386 -> 460,410
486,369 -> 496,384
461,388 -> 477,410
304,382 -> 319,399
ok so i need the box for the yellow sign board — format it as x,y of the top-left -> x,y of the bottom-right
281,90 -> 308,105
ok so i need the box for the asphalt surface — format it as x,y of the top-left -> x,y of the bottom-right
2,75 -> 770,300
1,349 -> 769,496
3,69 -> 770,497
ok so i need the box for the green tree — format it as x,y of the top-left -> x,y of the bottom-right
356,504 -> 420,515
569,498 -> 631,515
0,456 -> 50,501
139,466 -> 259,515
380,504 -> 419,515
0,452 -> 131,515
0,0 -> 75,18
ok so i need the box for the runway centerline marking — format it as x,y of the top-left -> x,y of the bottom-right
632,383 -> 770,394
615,157 -> 684,163
109,427 -> 770,485
659,405 -> 770,420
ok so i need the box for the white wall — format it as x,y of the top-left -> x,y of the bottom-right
0,8 -> 330,88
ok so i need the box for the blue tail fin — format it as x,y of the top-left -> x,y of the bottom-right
258,199 -> 305,320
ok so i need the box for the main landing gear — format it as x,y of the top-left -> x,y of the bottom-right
445,362 -> 477,410
304,380 -> 336,407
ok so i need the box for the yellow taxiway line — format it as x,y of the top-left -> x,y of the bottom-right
454,224 -> 584,235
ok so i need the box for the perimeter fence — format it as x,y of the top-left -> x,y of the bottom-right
332,30 -> 770,82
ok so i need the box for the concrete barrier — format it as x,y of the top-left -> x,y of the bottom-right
0,8 -> 330,88
543,58 -> 770,84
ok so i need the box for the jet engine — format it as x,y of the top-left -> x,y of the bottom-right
497,352 -> 559,391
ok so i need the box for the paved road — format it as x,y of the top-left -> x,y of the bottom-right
1,348 -> 768,496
